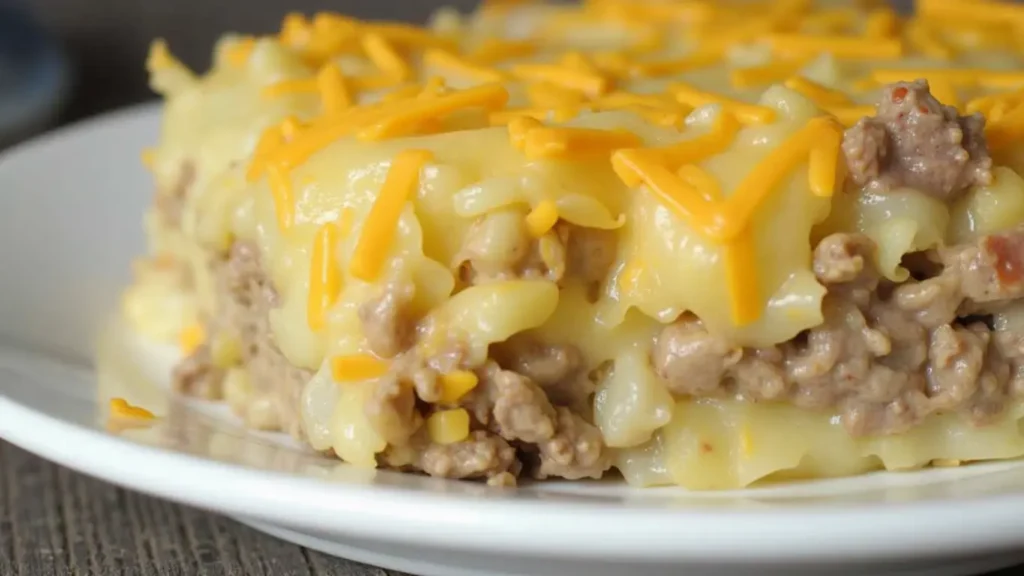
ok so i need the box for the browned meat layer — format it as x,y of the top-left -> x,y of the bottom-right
653,229 -> 1024,437
363,284 -> 611,483
843,79 -> 992,200
173,242 -> 313,438
172,241 -> 609,484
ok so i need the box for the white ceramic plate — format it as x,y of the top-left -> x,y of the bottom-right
3,105 -> 1024,576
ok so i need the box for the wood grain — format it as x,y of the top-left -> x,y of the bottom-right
0,441 -> 407,576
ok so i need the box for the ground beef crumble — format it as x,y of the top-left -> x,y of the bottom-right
842,79 -> 993,201
653,228 -> 1024,437
172,242 -> 313,438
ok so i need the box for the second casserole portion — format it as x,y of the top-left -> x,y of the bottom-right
124,0 -> 1024,489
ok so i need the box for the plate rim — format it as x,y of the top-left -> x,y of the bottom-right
4,104 -> 1024,563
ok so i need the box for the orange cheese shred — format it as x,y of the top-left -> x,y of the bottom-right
109,398 -> 156,421
671,83 -> 776,125
424,49 -> 505,83
522,127 -> 643,160
267,165 -> 296,231
224,37 -> 256,67
510,64 -> 610,97
359,83 -> 509,140
361,33 -> 411,82
349,149 -> 434,281
307,221 -> 343,331
767,33 -> 903,59
317,63 -> 352,115
724,117 -> 842,236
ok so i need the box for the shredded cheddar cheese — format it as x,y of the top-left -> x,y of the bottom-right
784,76 -> 852,107
511,64 -> 610,97
331,354 -> 390,382
671,83 -> 776,125
362,22 -> 457,51
905,20 -> 954,61
630,52 -> 722,79
864,8 -> 898,38
522,126 -> 642,160
527,82 -> 587,109
350,150 -> 433,281
307,221 -> 343,331
768,33 -> 903,59
109,398 -> 156,421
361,33 -> 411,82
612,116 -> 843,324
358,83 -> 509,140
424,49 -> 505,83
730,59 -> 809,90
469,38 -> 537,64
267,164 -> 295,231
507,115 -> 544,149
317,63 -> 351,115
918,0 -> 1024,28
225,37 -> 256,67
656,112 -> 742,167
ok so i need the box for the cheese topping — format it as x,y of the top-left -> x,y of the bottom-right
109,398 -> 157,421
349,149 -> 433,281
670,83 -> 777,125
522,126 -> 643,160
424,49 -> 505,83
612,115 -> 843,324
317,63 -> 352,115
307,221 -> 343,331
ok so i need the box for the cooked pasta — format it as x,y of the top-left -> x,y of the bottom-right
123,0 -> 1024,489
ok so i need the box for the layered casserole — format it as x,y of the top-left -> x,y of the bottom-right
123,0 -> 1024,489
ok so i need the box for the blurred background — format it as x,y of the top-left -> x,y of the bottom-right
17,0 -> 477,125
0,0 -> 943,144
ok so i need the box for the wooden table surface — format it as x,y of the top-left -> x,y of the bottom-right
4,436 -> 1024,576
0,441 -> 408,576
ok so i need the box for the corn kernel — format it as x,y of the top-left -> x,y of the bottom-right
439,371 -> 479,403
525,200 -> 559,238
331,354 -> 389,382
210,332 -> 242,368
426,409 -> 470,445
178,323 -> 206,356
